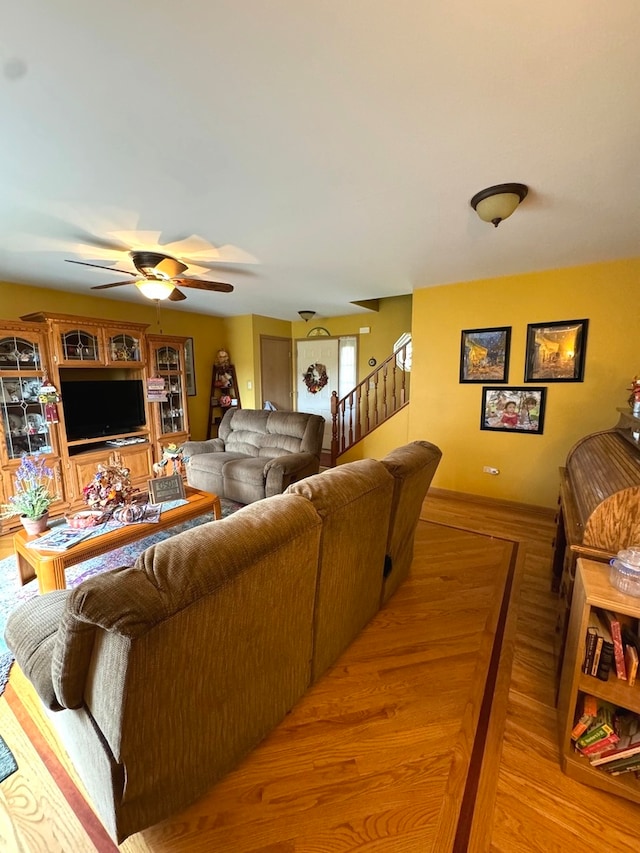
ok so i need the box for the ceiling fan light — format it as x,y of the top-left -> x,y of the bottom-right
136,279 -> 175,300
470,183 -> 528,227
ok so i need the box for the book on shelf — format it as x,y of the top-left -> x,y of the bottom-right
571,693 -> 599,741
575,701 -> 617,753
582,617 -> 599,675
591,634 -> 604,677
599,609 -> 628,680
606,756 -> 640,776
590,714 -> 640,767
580,732 -> 620,757
625,643 -> 639,687
590,611 -> 615,682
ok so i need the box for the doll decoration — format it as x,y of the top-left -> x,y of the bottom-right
38,372 -> 61,423
215,349 -> 231,368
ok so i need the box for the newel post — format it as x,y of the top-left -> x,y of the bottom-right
330,390 -> 339,467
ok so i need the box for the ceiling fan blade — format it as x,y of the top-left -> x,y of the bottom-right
173,278 -> 234,293
66,259 -> 135,276
70,232 -> 130,253
155,257 -> 187,277
90,280 -> 137,290
168,288 -> 187,301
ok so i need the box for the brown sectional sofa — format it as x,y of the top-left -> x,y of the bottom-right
5,440 -> 441,843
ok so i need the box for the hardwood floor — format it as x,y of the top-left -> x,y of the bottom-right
2,491 -> 640,851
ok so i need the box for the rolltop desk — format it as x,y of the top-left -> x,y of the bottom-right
554,408 -> 640,658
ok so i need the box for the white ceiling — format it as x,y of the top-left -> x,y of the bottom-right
1,2 -> 639,321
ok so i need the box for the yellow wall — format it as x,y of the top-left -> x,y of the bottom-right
291,295 -> 412,380
339,405 -> 410,465
0,282 -> 226,440
222,315 -> 256,409
408,257 -> 640,508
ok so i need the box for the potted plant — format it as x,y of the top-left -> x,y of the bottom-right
0,453 -> 57,535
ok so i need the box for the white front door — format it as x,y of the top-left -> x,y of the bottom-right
296,338 -> 339,449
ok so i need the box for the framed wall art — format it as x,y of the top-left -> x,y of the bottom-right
184,337 -> 196,396
460,326 -> 511,383
481,386 -> 547,435
524,319 -> 588,382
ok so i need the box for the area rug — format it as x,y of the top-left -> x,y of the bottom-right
0,732 -> 17,783
0,498 -> 242,695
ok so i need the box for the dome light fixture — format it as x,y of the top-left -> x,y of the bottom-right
136,279 -> 175,300
298,310 -> 316,322
470,183 -> 529,228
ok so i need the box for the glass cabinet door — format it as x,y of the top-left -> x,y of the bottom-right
0,335 -> 41,371
58,327 -> 102,363
107,332 -> 142,364
155,346 -> 185,435
0,335 -> 54,460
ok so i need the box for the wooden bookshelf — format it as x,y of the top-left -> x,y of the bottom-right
557,558 -> 640,803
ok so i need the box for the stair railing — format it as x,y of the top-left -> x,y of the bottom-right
330,340 -> 411,465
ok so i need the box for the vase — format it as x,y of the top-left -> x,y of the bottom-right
633,401 -> 640,417
20,512 -> 50,536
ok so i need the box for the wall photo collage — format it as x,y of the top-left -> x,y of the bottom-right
460,319 -> 589,436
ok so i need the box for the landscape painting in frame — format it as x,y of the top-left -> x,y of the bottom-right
481,386 -> 546,434
460,326 -> 511,383
524,319 -> 588,382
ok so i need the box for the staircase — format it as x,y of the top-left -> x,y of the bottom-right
329,338 -> 411,466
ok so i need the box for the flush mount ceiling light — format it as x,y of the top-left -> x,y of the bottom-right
298,310 -> 316,322
470,183 -> 529,228
135,279 -> 175,300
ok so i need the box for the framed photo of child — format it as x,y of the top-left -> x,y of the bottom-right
481,386 -> 547,435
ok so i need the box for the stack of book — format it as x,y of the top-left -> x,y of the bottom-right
572,697 -> 640,777
582,608 -> 640,685
572,697 -> 619,757
588,713 -> 640,775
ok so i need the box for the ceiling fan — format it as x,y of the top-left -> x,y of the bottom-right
65,251 -> 234,302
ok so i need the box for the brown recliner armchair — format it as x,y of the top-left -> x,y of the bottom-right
184,409 -> 325,503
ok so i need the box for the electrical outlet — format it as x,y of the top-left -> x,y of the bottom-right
247,380 -> 252,390
483,466 -> 500,475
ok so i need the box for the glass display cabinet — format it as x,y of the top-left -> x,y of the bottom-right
0,330 -> 56,460
146,335 -> 190,461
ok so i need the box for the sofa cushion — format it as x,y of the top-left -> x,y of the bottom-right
220,409 -> 324,458
286,459 -> 394,680
188,450 -> 248,476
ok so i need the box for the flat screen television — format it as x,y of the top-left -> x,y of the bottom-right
61,379 -> 146,441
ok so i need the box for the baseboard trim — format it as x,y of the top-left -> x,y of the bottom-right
428,486 -> 555,519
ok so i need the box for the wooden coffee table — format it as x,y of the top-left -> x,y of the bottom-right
13,487 -> 221,594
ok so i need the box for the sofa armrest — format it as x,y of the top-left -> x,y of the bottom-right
5,590 -> 71,711
183,438 -> 224,456
264,452 -> 320,497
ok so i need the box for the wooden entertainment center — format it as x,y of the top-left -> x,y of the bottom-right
0,311 -> 190,532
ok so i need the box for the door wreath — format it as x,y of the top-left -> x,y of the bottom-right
302,363 -> 329,394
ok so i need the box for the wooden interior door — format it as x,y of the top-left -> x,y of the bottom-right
260,336 -> 292,410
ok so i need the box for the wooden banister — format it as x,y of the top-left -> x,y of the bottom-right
330,341 -> 410,466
